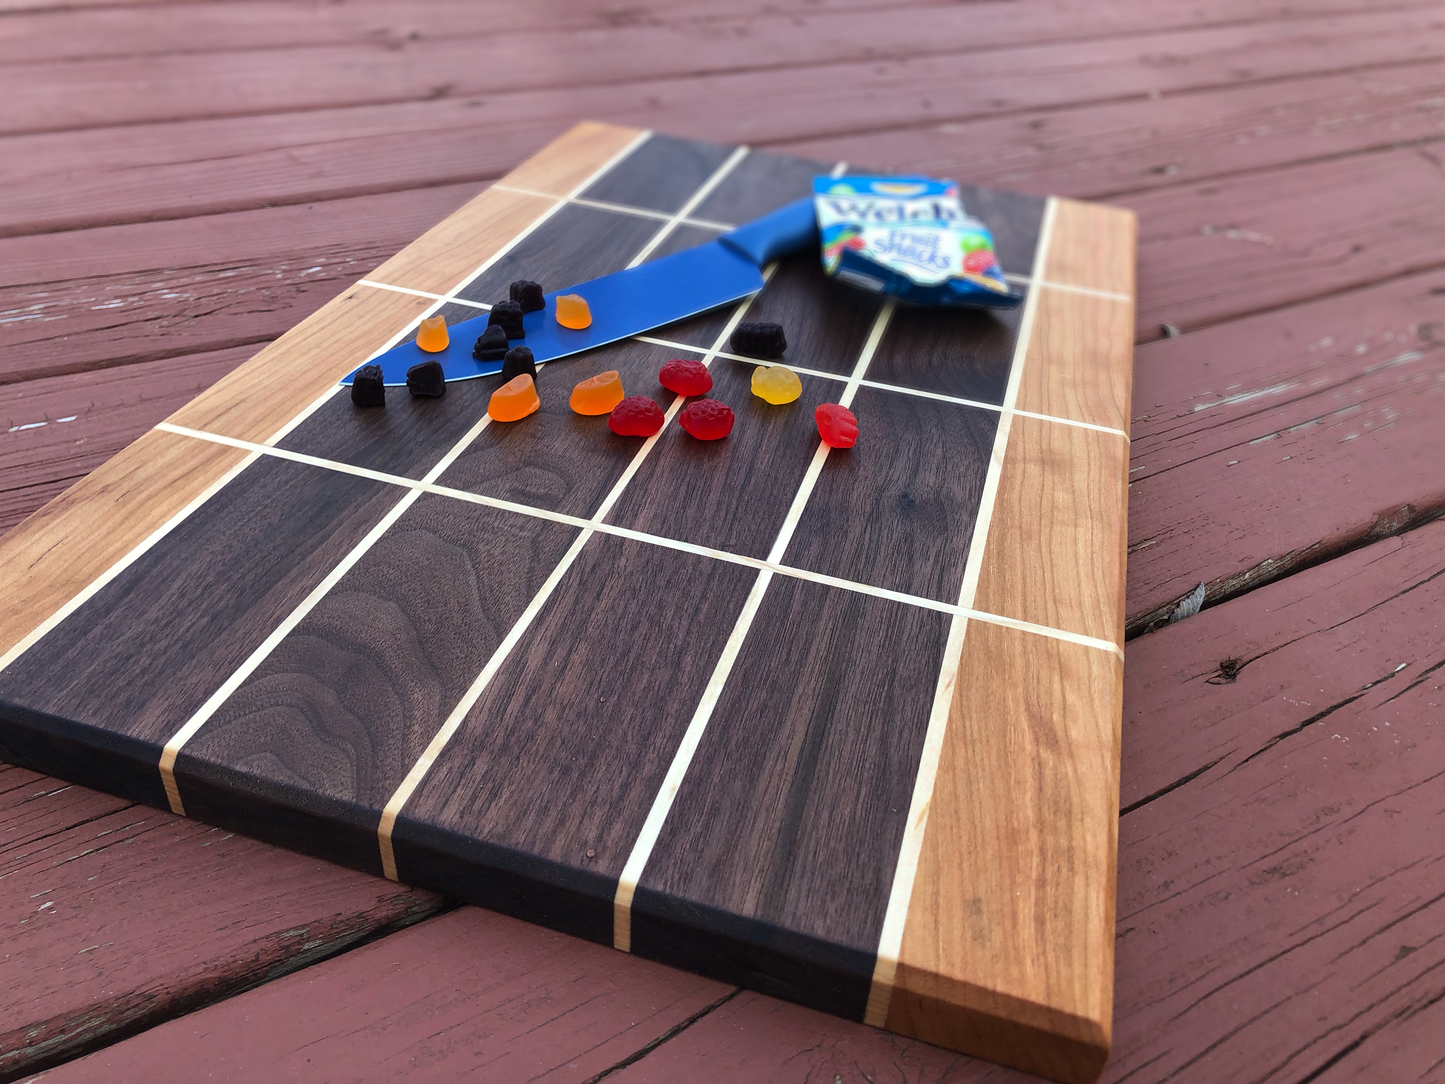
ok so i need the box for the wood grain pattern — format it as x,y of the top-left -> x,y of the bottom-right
0,428 -> 246,660
0,458 -> 398,746
175,497 -> 580,877
886,620 -> 1123,1084
164,286 -> 431,444
633,578 -> 949,1020
783,386 -> 999,603
498,120 -> 648,199
393,535 -> 758,946
973,417 -> 1127,646
1015,289 -> 1134,432
1042,199 -> 1137,297
434,340 -> 683,520
605,356 -> 848,560
0,763 -> 445,1081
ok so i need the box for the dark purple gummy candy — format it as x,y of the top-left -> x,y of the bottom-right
351,363 -> 385,408
510,280 -> 545,314
500,346 -> 536,383
406,358 -> 446,398
730,321 -> 787,358
488,300 -> 525,339
473,324 -> 509,361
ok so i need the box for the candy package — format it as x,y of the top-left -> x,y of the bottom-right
812,175 -> 1023,309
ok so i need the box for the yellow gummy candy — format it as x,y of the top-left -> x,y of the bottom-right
415,314 -> 449,352
555,294 -> 592,330
751,364 -> 802,405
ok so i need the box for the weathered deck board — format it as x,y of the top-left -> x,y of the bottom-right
0,763 -> 446,1081
31,907 -> 736,1084
0,0 -> 1416,66
7,58 -> 1443,240
1125,265 -> 1445,627
6,7 -> 1442,139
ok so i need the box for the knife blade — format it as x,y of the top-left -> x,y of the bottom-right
344,197 -> 818,387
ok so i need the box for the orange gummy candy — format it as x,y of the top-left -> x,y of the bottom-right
488,373 -> 540,422
415,314 -> 449,352
555,294 -> 592,329
569,370 -> 624,415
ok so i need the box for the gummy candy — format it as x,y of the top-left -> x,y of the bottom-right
570,370 -> 624,415
555,294 -> 592,330
815,403 -> 857,448
489,373 -> 540,422
415,315 -> 449,353
678,398 -> 734,441
731,321 -> 786,358
751,365 -> 802,405
658,358 -> 712,397
510,279 -> 545,314
608,396 -> 665,437
407,358 -> 445,398
473,325 -> 509,361
489,300 -> 525,339
500,346 -> 536,383
351,364 -> 385,408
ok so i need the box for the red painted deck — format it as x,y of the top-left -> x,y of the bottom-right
3,2 -> 1442,1081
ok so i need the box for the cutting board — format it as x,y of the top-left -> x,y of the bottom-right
0,122 -> 1135,1084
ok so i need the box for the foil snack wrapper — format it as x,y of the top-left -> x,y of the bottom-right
813,175 -> 1023,309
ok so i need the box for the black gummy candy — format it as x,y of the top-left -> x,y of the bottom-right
510,279 -> 545,315
499,346 -> 536,383
488,299 -> 525,339
731,321 -> 787,358
406,358 -> 446,398
472,324 -> 509,361
351,363 -> 385,408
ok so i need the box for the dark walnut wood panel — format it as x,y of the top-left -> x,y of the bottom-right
694,147 -> 835,226
633,577 -> 949,1021
0,457 -> 398,749
867,300 -> 1026,406
735,256 -> 885,378
604,361 -> 843,561
434,340 -> 688,521
275,376 -> 492,480
174,497 -> 580,877
783,386 -> 999,604
578,133 -> 738,215
451,202 -> 660,308
393,534 -> 758,946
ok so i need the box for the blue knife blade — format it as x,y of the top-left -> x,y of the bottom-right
343,197 -> 817,386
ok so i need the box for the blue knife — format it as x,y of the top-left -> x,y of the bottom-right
343,197 -> 818,386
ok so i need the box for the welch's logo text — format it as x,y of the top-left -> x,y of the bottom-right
817,196 -> 964,225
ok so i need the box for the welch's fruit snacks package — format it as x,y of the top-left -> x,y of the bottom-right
813,175 -> 1023,309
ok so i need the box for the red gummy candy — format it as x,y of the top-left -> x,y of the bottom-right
678,398 -> 734,441
815,403 -> 858,449
608,395 -> 665,437
658,358 -> 713,397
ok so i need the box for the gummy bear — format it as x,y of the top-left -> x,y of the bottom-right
751,364 -> 802,405
658,358 -> 712,397
608,396 -> 665,437
415,314 -> 449,353
678,398 -> 734,441
570,370 -> 624,415
815,403 -> 858,448
489,373 -> 540,422
555,294 -> 592,329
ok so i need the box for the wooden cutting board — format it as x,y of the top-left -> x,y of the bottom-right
0,122 -> 1135,1084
